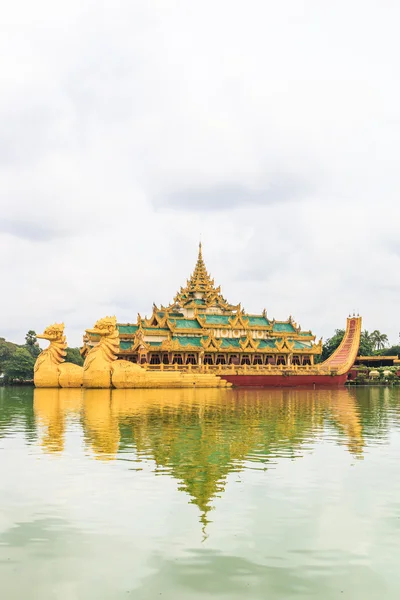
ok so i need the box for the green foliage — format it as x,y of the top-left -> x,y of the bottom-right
25,330 -> 37,346
0,338 -> 18,369
24,330 -> 41,358
370,330 -> 389,351
1,330 -> 85,384
379,345 -> 400,357
358,331 -> 375,356
322,329 -> 376,360
3,348 -> 35,382
321,329 -> 345,360
65,347 -> 84,366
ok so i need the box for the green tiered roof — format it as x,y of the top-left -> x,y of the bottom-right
174,336 -> 203,347
203,315 -> 231,325
272,322 -> 296,333
170,319 -> 201,329
118,325 -> 138,334
247,316 -> 270,327
115,243 -> 320,357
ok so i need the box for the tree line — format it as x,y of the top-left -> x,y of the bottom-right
321,329 -> 394,361
0,331 -> 83,384
0,328 -> 397,384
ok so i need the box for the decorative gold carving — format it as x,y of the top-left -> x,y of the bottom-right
316,317 -> 362,376
201,330 -> 222,350
75,245 -> 361,382
79,316 -> 231,389
172,242 -> 238,312
239,333 -> 260,351
34,323 -> 83,388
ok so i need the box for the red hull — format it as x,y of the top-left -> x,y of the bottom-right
221,373 -> 349,388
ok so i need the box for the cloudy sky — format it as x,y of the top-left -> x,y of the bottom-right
1,0 -> 400,347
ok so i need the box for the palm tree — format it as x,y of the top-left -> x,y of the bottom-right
370,330 -> 389,351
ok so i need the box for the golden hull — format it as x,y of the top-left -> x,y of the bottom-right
34,368 -> 60,388
59,364 -> 84,388
111,361 -> 230,389
82,368 -> 112,389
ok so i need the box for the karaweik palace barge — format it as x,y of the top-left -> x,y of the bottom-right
78,243 -> 361,388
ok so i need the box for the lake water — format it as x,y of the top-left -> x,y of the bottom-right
1,386 -> 400,599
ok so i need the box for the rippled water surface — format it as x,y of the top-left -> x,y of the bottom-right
1,386 -> 400,599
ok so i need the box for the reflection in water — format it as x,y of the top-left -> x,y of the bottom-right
3,386 -> 400,598
33,388 -> 83,453
83,389 -> 119,458
33,387 -> 366,528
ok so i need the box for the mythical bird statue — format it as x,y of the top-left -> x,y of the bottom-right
83,316 -> 231,389
34,323 -> 83,388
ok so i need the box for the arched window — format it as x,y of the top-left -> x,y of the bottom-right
292,355 -> 301,366
303,356 -> 311,366
172,354 -> 183,365
162,353 -> 169,365
277,355 -> 286,366
216,354 -> 226,365
204,354 -> 213,365
124,356 -> 138,363
150,354 -> 161,365
241,354 -> 251,365
186,353 -> 197,365
266,355 -> 275,365
253,354 -> 263,365
229,354 -> 239,365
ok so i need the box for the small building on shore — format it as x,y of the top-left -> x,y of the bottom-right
348,355 -> 400,380
354,356 -> 400,368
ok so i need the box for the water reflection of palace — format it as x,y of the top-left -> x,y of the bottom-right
33,388 -> 366,526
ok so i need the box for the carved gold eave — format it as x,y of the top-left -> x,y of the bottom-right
291,333 -> 316,342
181,300 -> 200,308
285,339 -> 295,351
239,333 -> 260,351
166,319 -> 177,332
142,317 -> 155,328
312,340 -> 323,354
163,343 -> 203,352
229,313 -> 249,329
129,328 -> 144,351
131,338 -> 149,352
157,315 -> 168,328
196,314 -> 206,327
288,315 -> 299,331
141,305 -> 168,329
141,328 -> 171,337
201,331 -> 222,351
160,337 -> 181,352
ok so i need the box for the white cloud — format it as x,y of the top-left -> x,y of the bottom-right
1,0 -> 400,346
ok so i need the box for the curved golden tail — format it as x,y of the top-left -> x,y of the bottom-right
318,317 -> 362,375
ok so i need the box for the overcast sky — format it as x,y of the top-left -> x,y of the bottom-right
1,0 -> 400,347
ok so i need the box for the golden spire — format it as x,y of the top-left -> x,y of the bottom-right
187,241 -> 213,290
173,243 -> 236,310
